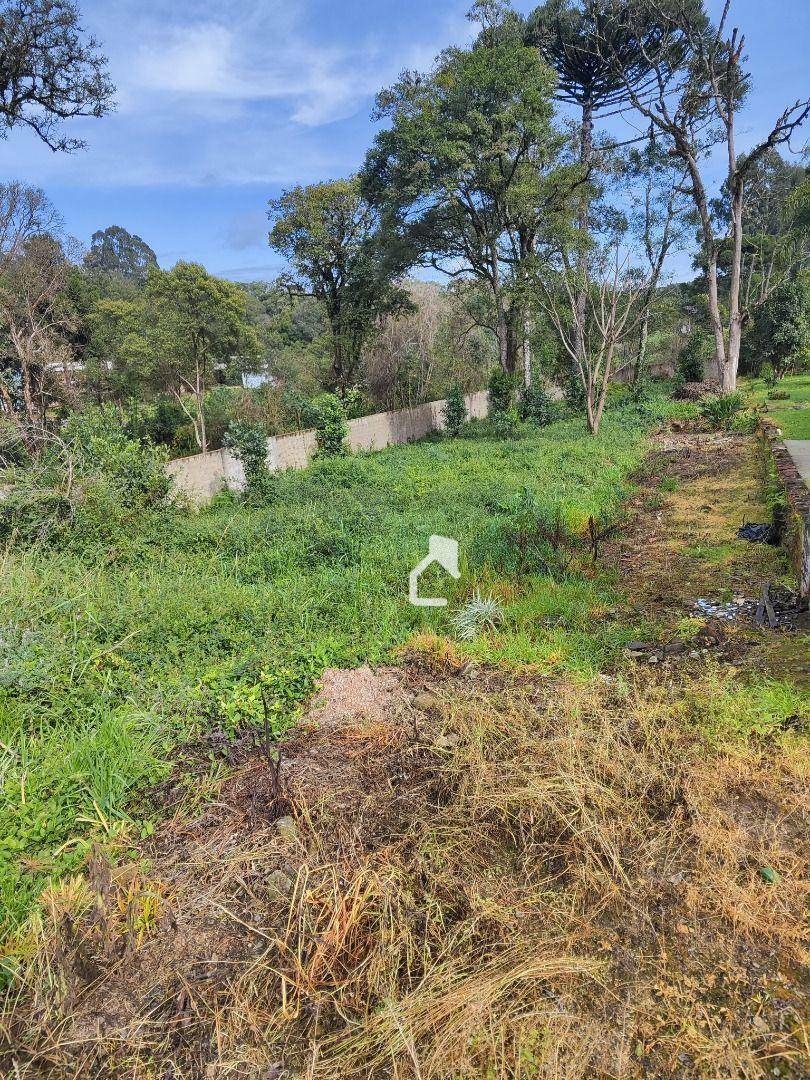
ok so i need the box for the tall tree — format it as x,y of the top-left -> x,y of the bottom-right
363,8 -> 570,378
268,177 -> 413,392
144,263 -> 259,453
84,225 -> 158,283
524,0 -> 662,368
0,0 -> 114,150
597,0 -> 810,391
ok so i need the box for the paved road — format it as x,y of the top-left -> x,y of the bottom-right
785,440 -> 810,484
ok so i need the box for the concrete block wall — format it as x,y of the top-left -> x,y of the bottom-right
167,390 -> 489,505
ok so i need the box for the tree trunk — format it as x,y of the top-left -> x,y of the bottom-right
573,97 -> 593,369
725,180 -> 745,392
523,311 -> 532,390
705,248 -> 727,385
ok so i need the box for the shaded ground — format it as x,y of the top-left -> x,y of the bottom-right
2,430 -> 808,1079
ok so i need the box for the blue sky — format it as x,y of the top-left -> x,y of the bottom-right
3,0 -> 808,282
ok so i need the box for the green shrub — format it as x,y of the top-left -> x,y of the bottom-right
700,392 -> 745,430
311,394 -> 349,457
63,406 -> 170,508
492,408 -> 521,440
767,389 -> 791,401
223,420 -> 271,500
677,330 -> 711,383
519,383 -> 561,426
442,385 -> 467,436
488,367 -> 514,416
760,362 -> 778,390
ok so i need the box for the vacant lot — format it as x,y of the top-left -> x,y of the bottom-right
3,421 -> 807,1079
0,402 -> 680,940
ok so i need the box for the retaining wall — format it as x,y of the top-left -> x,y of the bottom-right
760,419 -> 810,604
167,390 -> 489,505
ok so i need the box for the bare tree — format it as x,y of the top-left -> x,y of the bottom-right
0,234 -> 77,449
597,0 -> 810,391
0,182 -> 62,273
538,242 -> 647,433
624,132 -> 691,380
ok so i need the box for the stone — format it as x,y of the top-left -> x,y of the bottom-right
266,869 -> 293,900
275,816 -> 298,843
626,641 -> 651,653
412,690 -> 441,714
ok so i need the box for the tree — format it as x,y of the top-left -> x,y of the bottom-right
144,263 -> 259,453
84,225 -> 158,282
624,132 -> 692,380
538,237 -> 648,433
268,177 -> 413,393
0,233 -> 78,447
364,8 -> 571,380
0,0 -> 114,151
715,150 -> 809,315
0,182 -> 62,274
524,0 -> 664,369
596,0 -> 810,391
744,279 -> 809,380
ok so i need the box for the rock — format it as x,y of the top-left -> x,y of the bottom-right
266,869 -> 293,900
275,816 -> 298,844
688,649 -> 701,659
626,641 -> 651,653
647,654 -> 659,664
433,732 -> 459,750
412,690 -> 441,714
663,641 -> 687,656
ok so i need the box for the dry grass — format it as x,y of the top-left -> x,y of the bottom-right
2,668 -> 807,1079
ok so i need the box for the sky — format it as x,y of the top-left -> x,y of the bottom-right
3,0 -> 809,283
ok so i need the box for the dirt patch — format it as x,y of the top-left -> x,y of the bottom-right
4,670 -> 808,1079
608,431 -> 809,683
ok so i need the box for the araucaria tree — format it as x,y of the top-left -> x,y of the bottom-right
363,3 -> 571,381
0,0 -> 114,150
267,177 -> 413,393
144,263 -> 259,453
597,0 -> 810,392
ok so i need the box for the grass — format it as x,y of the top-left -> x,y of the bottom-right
744,371 -> 810,439
6,670 -> 807,1076
0,402 -> 673,941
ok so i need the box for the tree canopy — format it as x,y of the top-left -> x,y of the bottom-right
0,0 -> 114,151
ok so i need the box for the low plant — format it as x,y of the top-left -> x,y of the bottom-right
223,419 -> 271,500
519,383 -> 560,426
487,367 -> 514,417
451,590 -> 505,640
700,392 -> 745,430
677,329 -> 711,383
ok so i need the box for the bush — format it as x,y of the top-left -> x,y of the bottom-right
677,330 -> 711,383
63,407 -> 170,508
223,420 -> 270,500
487,367 -> 514,417
442,385 -> 467,436
312,394 -> 349,457
699,392 -> 745,430
519,383 -> 561,426
760,363 -> 779,390
492,408 -> 521,440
